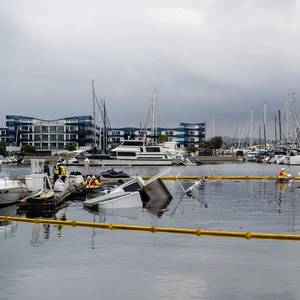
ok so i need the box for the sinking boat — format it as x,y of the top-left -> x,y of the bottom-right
84,168 -> 173,210
84,178 -> 143,209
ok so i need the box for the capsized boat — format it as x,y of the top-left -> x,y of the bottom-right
84,168 -> 173,209
84,178 -> 143,209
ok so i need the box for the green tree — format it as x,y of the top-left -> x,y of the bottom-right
0,141 -> 6,156
187,144 -> 196,153
65,142 -> 78,151
210,136 -> 223,150
158,134 -> 169,143
21,144 -> 36,155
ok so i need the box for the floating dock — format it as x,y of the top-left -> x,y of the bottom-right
18,184 -> 86,213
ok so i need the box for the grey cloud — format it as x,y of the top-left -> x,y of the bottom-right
0,0 -> 300,137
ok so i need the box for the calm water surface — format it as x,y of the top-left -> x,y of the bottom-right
1,162 -> 300,300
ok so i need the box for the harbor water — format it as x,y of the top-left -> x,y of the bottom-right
1,162 -> 300,299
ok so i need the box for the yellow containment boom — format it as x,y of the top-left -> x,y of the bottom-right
142,176 -> 300,181
1,216 -> 300,241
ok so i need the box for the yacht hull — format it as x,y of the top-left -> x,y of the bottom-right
98,191 -> 143,209
68,158 -> 174,166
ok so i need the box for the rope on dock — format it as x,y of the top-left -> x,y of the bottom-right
1,216 -> 300,241
142,176 -> 300,181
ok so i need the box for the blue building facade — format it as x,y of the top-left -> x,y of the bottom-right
4,115 -> 206,150
5,115 -> 93,150
0,128 -> 7,143
110,122 -> 206,147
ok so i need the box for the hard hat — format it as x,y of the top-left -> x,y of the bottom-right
92,175 -> 96,179
87,176 -> 91,179
281,168 -> 285,171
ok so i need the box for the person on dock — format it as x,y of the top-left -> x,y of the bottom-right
53,163 -> 60,183
59,162 -> 67,183
43,161 -> 50,177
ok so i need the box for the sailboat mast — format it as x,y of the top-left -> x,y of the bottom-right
151,90 -> 157,142
278,110 -> 282,145
92,80 -> 96,149
286,96 -> 289,143
250,107 -> 253,147
274,116 -> 277,146
103,100 -> 107,152
263,101 -> 267,150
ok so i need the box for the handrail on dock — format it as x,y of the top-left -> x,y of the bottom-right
1,216 -> 300,241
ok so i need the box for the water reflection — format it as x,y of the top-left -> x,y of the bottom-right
0,205 -> 18,239
30,212 -> 68,246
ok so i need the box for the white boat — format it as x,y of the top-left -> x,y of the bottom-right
98,191 -> 142,209
84,178 -> 143,208
84,167 -> 173,209
108,140 -> 175,165
0,178 -> 31,206
71,140 -> 186,166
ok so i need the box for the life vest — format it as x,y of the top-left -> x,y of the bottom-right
53,165 -> 60,175
59,165 -> 67,176
85,178 -> 100,187
278,170 -> 287,177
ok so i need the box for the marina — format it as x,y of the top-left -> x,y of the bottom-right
2,1 -> 300,298
1,162 -> 300,299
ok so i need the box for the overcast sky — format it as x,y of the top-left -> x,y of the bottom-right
1,0 -> 300,137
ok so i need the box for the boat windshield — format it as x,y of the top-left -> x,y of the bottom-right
121,141 -> 144,146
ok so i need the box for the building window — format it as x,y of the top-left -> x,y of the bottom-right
50,126 -> 56,133
58,143 -> 64,149
34,126 -> 41,133
34,135 -> 41,141
42,143 -> 49,149
42,126 -> 48,133
34,143 -> 40,149
50,135 -> 56,141
58,134 -> 64,141
42,134 -> 48,141
50,143 -> 57,149
57,126 -> 64,133
188,131 -> 197,135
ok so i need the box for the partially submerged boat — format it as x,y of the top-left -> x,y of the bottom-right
84,168 -> 173,210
